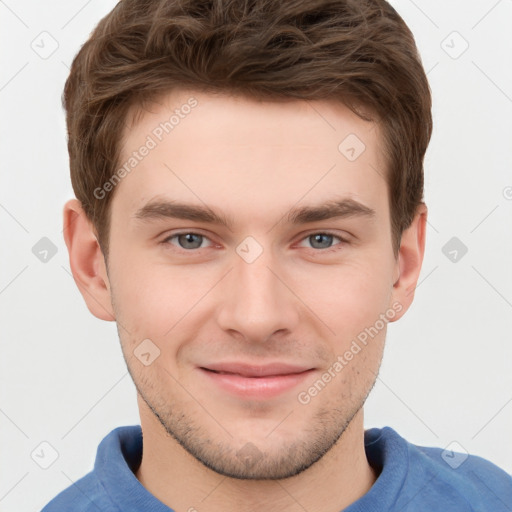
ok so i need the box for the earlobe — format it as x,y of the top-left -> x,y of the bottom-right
62,199 -> 115,321
389,203 -> 428,322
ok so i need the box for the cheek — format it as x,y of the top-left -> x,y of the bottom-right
108,253 -> 218,373
291,259 -> 391,336
107,253 -> 178,344
108,230 -> 393,347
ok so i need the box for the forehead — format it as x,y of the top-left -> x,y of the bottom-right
124,89 -> 381,151
113,89 -> 389,225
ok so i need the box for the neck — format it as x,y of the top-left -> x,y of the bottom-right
135,404 -> 377,512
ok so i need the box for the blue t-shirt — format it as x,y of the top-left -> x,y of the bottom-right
41,425 -> 512,511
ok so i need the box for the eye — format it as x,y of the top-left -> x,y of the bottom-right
162,232 -> 213,250
161,231 -> 348,253
298,232 -> 348,252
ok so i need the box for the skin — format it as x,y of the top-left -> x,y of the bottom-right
63,89 -> 427,512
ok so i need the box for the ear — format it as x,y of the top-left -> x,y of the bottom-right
62,198 -> 115,321
389,202 -> 428,322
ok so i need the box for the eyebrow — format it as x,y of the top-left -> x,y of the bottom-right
133,197 -> 376,230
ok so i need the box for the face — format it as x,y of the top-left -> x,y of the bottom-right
101,90 -> 404,479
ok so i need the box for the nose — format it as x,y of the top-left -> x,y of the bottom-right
215,244 -> 300,343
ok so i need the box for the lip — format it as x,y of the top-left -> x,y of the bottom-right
202,362 -> 313,377
198,362 -> 315,399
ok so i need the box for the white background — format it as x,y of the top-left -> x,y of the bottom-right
1,1 -> 511,511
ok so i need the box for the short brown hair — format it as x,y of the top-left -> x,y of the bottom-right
63,0 -> 432,258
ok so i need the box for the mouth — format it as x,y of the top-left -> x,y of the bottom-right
198,362 -> 316,399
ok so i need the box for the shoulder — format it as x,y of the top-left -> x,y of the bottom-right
40,425 -> 142,512
40,471 -> 116,512
365,427 -> 512,511
406,434 -> 512,510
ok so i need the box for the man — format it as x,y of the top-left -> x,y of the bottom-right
42,0 -> 512,510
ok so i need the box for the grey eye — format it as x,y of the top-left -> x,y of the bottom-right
177,233 -> 204,249
308,233 -> 335,249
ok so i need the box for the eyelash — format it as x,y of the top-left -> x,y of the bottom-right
160,231 -> 349,254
